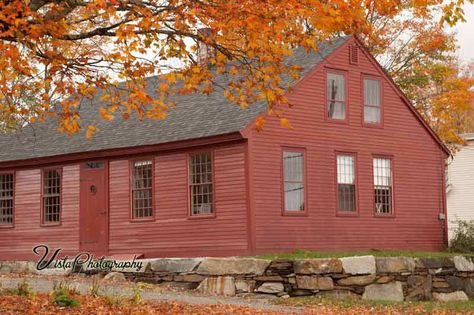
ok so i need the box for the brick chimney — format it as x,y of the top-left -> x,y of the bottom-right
197,28 -> 214,64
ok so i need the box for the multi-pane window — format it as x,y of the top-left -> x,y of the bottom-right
283,151 -> 305,212
364,78 -> 381,124
337,155 -> 356,212
131,160 -> 153,219
189,153 -> 213,215
43,169 -> 61,224
327,72 -> 346,120
373,157 -> 393,214
0,173 -> 14,225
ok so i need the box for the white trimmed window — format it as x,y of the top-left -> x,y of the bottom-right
364,78 -> 381,123
189,153 -> 213,215
283,151 -> 305,211
373,157 -> 393,214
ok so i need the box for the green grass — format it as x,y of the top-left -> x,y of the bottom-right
274,296 -> 474,313
256,249 -> 474,260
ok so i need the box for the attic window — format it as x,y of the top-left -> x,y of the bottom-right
349,45 -> 359,65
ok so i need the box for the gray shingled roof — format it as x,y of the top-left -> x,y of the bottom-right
0,36 -> 349,163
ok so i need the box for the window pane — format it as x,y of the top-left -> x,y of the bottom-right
364,106 -> 380,123
284,182 -> 304,211
328,101 -> 346,120
364,79 -> 380,106
327,73 -> 345,101
364,79 -> 381,123
373,158 -> 392,214
283,152 -> 303,182
190,153 -> 213,215
338,184 -> 356,211
337,155 -> 354,184
327,73 -> 346,119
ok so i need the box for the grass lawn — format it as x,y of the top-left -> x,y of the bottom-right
274,296 -> 474,314
256,249 -> 474,260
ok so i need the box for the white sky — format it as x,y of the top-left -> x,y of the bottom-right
454,2 -> 474,63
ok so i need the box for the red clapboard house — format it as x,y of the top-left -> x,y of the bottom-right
0,36 -> 450,260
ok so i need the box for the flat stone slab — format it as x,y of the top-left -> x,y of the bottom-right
296,276 -> 334,290
197,276 -> 236,296
256,282 -> 284,294
453,256 -> 474,272
341,256 -> 376,275
149,258 -> 203,273
337,274 -> 376,286
196,258 -> 270,276
294,259 -> 342,274
433,291 -> 469,302
0,261 -> 37,273
376,257 -> 416,273
363,281 -> 404,302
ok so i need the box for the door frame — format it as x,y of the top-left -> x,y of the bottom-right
79,160 -> 109,255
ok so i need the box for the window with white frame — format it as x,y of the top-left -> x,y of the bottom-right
283,151 -> 305,211
42,169 -> 61,224
373,157 -> 393,214
0,173 -> 14,225
364,78 -> 381,123
189,153 -> 213,215
131,160 -> 153,219
337,154 -> 356,212
327,72 -> 346,120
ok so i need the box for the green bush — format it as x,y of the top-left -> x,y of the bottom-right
449,220 -> 474,253
52,287 -> 80,308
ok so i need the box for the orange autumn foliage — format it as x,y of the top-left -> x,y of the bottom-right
0,0 -> 472,140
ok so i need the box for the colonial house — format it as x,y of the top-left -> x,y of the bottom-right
447,133 -> 474,240
0,36 -> 450,261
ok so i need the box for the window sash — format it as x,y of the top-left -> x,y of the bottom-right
42,170 -> 61,224
364,78 -> 381,123
189,153 -> 213,215
373,158 -> 393,214
283,151 -> 305,211
0,173 -> 14,225
337,155 -> 356,212
327,73 -> 346,119
131,160 -> 153,219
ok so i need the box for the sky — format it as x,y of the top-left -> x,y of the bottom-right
454,2 -> 474,63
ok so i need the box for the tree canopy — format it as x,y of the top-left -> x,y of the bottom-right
0,0 -> 473,145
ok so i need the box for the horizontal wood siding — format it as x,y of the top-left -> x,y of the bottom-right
447,142 -> 474,240
248,38 -> 445,253
108,142 -> 249,257
0,166 -> 80,260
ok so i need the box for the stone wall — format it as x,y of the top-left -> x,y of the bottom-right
2,255 -> 474,302
123,256 -> 474,302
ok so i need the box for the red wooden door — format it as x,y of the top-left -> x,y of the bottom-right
80,162 -> 108,255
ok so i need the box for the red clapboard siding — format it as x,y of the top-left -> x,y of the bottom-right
246,37 -> 446,253
107,142 -> 249,257
0,166 -> 80,260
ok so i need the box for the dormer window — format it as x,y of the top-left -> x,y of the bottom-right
327,72 -> 346,120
